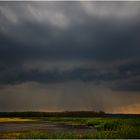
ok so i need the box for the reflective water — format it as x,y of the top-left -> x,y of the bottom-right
0,122 -> 96,134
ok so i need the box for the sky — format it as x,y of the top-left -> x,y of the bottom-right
0,1 -> 140,113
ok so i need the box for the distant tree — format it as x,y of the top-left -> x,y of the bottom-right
98,110 -> 105,115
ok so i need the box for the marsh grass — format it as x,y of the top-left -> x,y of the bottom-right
17,117 -> 140,139
18,131 -> 83,139
0,117 -> 140,139
17,125 -> 140,139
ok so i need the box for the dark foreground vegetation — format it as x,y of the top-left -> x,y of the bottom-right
0,111 -> 140,139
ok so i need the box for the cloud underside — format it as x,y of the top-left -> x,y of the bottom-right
0,2 -> 140,112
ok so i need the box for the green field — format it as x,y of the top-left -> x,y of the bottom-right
0,116 -> 140,139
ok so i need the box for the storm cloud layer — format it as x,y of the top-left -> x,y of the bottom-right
0,2 -> 140,113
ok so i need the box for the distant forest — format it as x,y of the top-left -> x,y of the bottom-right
0,111 -> 105,117
0,111 -> 140,118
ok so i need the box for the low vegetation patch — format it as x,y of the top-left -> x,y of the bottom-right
0,118 -> 35,122
17,117 -> 140,139
0,116 -> 140,139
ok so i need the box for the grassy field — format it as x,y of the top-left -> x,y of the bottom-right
0,117 -> 35,122
0,116 -> 140,139
33,117 -> 140,139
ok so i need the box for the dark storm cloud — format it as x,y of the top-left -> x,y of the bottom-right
1,2 -> 140,113
0,1 -> 140,91
112,61 -> 140,91
0,67 -> 102,85
0,62 -> 140,92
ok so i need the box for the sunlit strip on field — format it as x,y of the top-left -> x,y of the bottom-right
0,118 -> 35,122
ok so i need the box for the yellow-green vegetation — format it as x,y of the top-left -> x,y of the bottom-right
0,117 -> 35,122
0,131 -> 24,139
19,117 -> 140,139
0,117 -> 140,139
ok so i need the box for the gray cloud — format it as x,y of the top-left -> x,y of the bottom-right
0,1 -> 140,113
